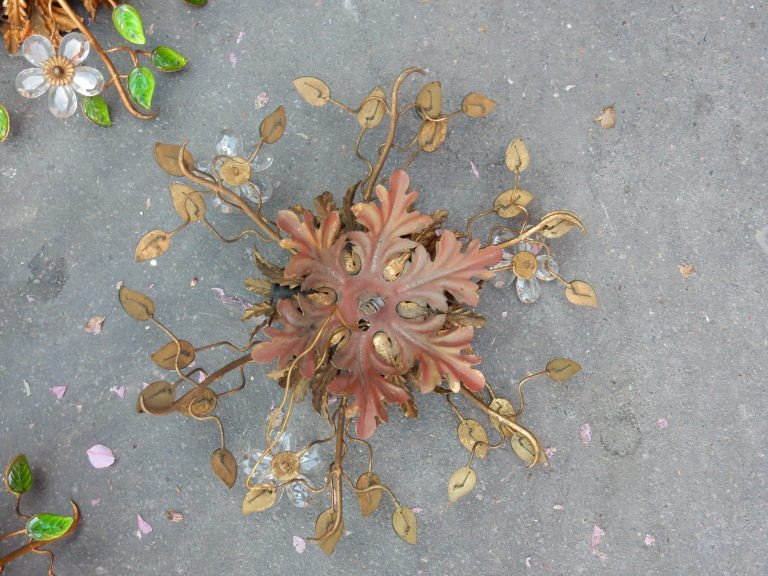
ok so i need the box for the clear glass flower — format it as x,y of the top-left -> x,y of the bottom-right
488,238 -> 559,304
196,128 -> 274,212
15,33 -> 104,119
241,431 -> 323,508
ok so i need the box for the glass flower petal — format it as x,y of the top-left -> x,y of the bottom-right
241,177 -> 272,204
251,154 -> 274,173
72,66 -> 104,96
22,35 -> 54,66
489,265 -> 515,289
59,32 -> 90,65
516,277 -> 541,304
215,129 -> 243,157
284,479 -> 310,508
535,254 -> 559,282
299,446 -> 321,472
195,159 -> 212,174
48,84 -> 78,118
16,68 -> 50,98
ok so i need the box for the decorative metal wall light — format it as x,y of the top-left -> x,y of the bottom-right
121,68 -> 596,554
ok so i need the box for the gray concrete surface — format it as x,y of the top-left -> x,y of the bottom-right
1,1 -> 767,574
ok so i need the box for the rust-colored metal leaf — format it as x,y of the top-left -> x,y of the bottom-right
461,92 -> 496,118
154,143 -> 194,177
565,280 -> 598,307
169,183 -> 206,222
417,119 -> 448,153
357,86 -> 387,129
504,137 -> 530,174
457,419 -> 489,458
391,505 -> 417,544
546,358 -> 582,382
447,466 -> 477,502
118,286 -> 155,321
210,448 -> 237,489
494,188 -> 534,218
355,472 -> 382,517
135,229 -> 171,262
241,484 -> 277,514
488,398 -> 516,437
293,76 -> 331,106
150,340 -> 195,370
260,106 -> 286,144
315,508 -> 344,555
137,380 -> 175,413
415,81 -> 442,119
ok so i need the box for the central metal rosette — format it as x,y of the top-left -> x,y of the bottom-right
271,451 -> 301,482
251,170 -> 503,438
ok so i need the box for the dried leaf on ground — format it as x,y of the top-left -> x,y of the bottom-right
84,315 -> 106,334
594,104 -> 616,129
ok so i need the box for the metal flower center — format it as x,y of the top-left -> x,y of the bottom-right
511,251 -> 537,280
271,451 -> 301,482
219,157 -> 252,186
43,56 -> 75,87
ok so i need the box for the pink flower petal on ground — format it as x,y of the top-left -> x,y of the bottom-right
656,418 -> 668,430
90,498 -> 101,506
292,535 -> 306,553
644,534 -> 655,546
580,423 -> 592,444
545,447 -> 557,459
411,507 -> 423,514
109,386 -> 125,399
141,382 -> 150,389
50,386 -> 68,400
229,52 -> 238,67
591,525 -> 607,561
137,514 -> 153,538
84,315 -> 106,334
87,444 -> 115,469
470,161 -> 480,178
553,504 -> 564,510
525,557 -> 531,568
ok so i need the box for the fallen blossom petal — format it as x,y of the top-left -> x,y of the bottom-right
254,92 -> 269,110
229,52 -> 238,67
644,534 -> 655,546
87,444 -> 116,469
656,418 -> 668,430
109,386 -> 126,399
90,498 -> 101,506
580,423 -> 592,443
137,514 -> 153,538
84,315 -> 106,334
411,507 -> 423,514
50,386 -> 68,400
292,535 -> 306,553
553,504 -> 564,510
591,524 -> 607,560
470,161 -> 480,178
545,447 -> 557,459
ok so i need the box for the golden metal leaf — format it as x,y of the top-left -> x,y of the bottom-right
241,484 -> 277,514
154,143 -> 194,177
457,419 -> 489,458
372,331 -> 400,366
175,387 -> 218,417
383,252 -> 410,281
244,277 -> 272,296
150,340 -> 195,370
260,106 -> 286,144
241,302 -> 273,320
504,137 -> 530,174
447,466 -> 477,502
136,380 -> 175,413
396,301 -> 430,321
210,448 -> 237,489
417,119 -> 448,153
169,183 -> 206,222
313,191 -> 337,220
461,92 -> 496,118
539,213 -> 585,238
510,434 -> 540,466
494,188 -> 534,218
488,398 -> 516,437
315,508 -> 344,555
401,398 -> 419,418
118,286 -> 155,321
415,81 -> 442,119
546,358 -> 582,382
391,505 -> 417,545
355,472 -> 383,517
565,280 -> 598,307
446,308 -> 486,328
293,76 -> 331,107
357,86 -> 387,129
135,229 -> 171,262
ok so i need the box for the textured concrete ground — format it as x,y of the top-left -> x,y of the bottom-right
1,1 -> 767,574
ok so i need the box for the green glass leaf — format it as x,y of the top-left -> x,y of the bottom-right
151,46 -> 188,72
0,104 -> 9,142
5,454 -> 32,494
26,514 -> 74,541
128,66 -> 155,110
185,0 -> 208,6
112,4 -> 146,45
82,95 -> 112,127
